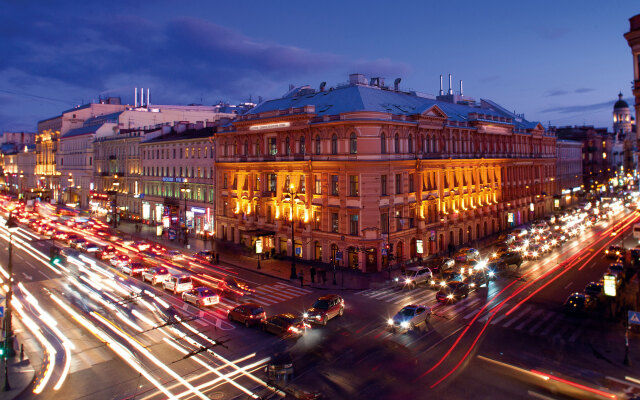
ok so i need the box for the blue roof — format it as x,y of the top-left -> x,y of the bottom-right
62,124 -> 102,138
248,85 -> 540,131
84,111 -> 122,126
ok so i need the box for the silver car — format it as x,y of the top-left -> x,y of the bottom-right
142,267 -> 171,285
387,304 -> 432,333
182,287 -> 219,307
395,267 -> 432,288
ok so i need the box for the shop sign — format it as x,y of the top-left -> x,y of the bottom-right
507,213 -> 514,223
416,239 -> 424,254
603,274 -> 617,297
249,122 -> 290,131
554,199 -> 560,208
256,239 -> 263,254
191,207 -> 206,214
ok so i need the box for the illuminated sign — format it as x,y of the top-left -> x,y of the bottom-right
572,187 -> 581,192
256,239 -> 263,254
603,274 -> 617,297
416,239 -> 423,254
529,203 -> 534,212
249,122 -> 290,131
507,213 -> 514,223
191,207 -> 206,214
162,177 -> 187,183
554,199 -> 560,208
561,189 -> 571,195
162,216 -> 170,228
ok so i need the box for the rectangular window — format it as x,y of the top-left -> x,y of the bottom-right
381,212 -> 389,234
381,175 -> 387,196
349,214 -> 359,236
223,174 -> 228,189
409,173 -> 415,193
395,173 -> 402,194
173,148 -> 176,159
313,207 -> 321,230
254,174 -> 260,191
409,208 -> 415,228
331,212 -> 339,233
349,175 -> 359,197
268,173 -> 277,192
232,175 -> 237,190
268,137 -> 277,155
266,205 -> 273,223
284,175 -> 291,191
330,175 -> 339,196
299,175 -> 306,193
242,176 -> 248,190
314,175 -> 321,194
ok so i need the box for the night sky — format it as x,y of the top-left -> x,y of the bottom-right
0,0 -> 638,132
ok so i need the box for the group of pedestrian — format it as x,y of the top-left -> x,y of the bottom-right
297,266 -> 328,287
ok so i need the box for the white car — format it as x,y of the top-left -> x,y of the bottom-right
165,250 -> 183,261
142,267 -> 171,285
163,275 -> 193,294
387,304 -> 432,333
182,287 -> 219,307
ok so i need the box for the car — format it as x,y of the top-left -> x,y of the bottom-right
142,267 -> 171,285
498,251 -> 523,268
463,271 -> 488,288
608,263 -> 625,280
163,275 -> 194,294
96,245 -> 117,260
227,303 -> 266,328
525,244 -> 541,260
218,276 -> 254,296
387,304 -> 431,333
265,352 -> 294,381
424,257 -> 454,275
303,294 -> 344,326
110,254 -> 131,268
454,248 -> 480,263
182,287 -> 219,307
165,250 -> 183,260
65,234 -> 79,245
69,237 -> 86,249
261,313 -> 310,337
127,262 -> 148,276
436,281 -> 470,303
194,250 -> 215,262
82,242 -> 100,253
584,281 -> 603,297
133,241 -> 150,251
605,245 -> 624,259
564,293 -> 596,313
54,230 -> 68,241
395,267 -> 433,288
430,271 -> 462,288
149,244 -> 166,255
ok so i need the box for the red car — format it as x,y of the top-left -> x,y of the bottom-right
228,303 -> 266,328
96,245 -> 117,260
303,294 -> 345,326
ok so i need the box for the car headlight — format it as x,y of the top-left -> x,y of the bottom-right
492,253 -> 497,258
440,281 -> 446,286
400,321 -> 409,329
470,283 -> 476,288
315,315 -> 322,320
488,271 -> 495,277
303,312 -> 308,319
405,278 -> 412,284
388,318 -> 394,326
430,280 -> 436,285
394,277 -> 399,282
447,294 -> 454,299
532,251 -> 538,257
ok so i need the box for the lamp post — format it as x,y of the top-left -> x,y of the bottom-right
283,184 -> 302,279
112,174 -> 119,228
3,211 -> 18,391
18,172 -> 24,202
180,179 -> 191,247
67,173 -> 73,205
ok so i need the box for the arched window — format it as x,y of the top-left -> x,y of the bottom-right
331,134 -> 338,155
300,136 -> 306,155
315,135 -> 321,155
349,132 -> 357,154
243,140 -> 248,156
408,134 -> 414,153
285,137 -> 291,155
381,133 -> 387,154
394,133 -> 400,153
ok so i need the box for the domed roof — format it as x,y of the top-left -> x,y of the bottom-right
614,92 -> 629,109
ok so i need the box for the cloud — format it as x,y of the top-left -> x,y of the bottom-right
539,97 -> 633,114
546,89 -> 569,97
574,88 -> 594,93
535,26 -> 570,40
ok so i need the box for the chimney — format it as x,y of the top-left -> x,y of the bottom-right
394,78 -> 401,91
134,87 -> 138,107
147,88 -> 150,107
319,82 -> 326,92
439,75 -> 444,96
448,74 -> 453,95
460,80 -> 463,96
140,88 -> 145,107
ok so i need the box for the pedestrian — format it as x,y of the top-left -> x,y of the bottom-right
310,266 -> 316,284
215,253 -> 220,264
298,270 -> 304,288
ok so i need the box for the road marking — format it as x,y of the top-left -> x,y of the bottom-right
21,272 -> 32,281
355,288 -> 375,295
489,312 -> 509,326
274,282 -> 312,294
370,289 -> 404,300
16,253 -> 25,261
527,311 -> 554,334
539,315 -> 563,336
502,305 -> 534,328
514,308 -> 544,331
463,309 -> 481,320
564,281 -> 573,289
551,324 -> 572,343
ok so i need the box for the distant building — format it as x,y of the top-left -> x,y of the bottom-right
0,132 -> 35,146
624,14 -> 640,180
555,140 -> 582,207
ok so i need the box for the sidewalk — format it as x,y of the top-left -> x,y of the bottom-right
0,318 -> 37,400
113,221 -> 399,290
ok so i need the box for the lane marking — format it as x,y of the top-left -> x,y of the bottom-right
564,281 -> 573,289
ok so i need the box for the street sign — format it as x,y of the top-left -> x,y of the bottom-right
603,274 -> 617,297
0,306 -> 4,318
295,246 -> 302,256
336,251 -> 343,261
629,310 -> 640,326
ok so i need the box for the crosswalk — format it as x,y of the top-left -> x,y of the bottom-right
357,286 -> 439,305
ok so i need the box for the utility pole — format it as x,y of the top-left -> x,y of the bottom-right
3,211 -> 18,391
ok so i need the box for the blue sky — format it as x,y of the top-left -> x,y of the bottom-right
0,0 -> 638,132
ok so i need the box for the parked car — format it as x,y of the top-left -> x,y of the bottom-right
96,245 -> 117,260
564,293 -> 596,314
261,313 -> 310,338
454,248 -> 479,263
182,287 -> 219,307
162,275 -> 194,294
584,281 -> 603,297
142,267 -> 171,285
608,263 -> 626,280
395,267 -> 433,288
227,303 -> 266,327
436,281 -> 470,303
303,295 -> 345,326
605,245 -> 624,259
387,304 -> 431,333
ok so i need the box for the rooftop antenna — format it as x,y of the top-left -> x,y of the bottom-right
460,80 -> 463,96
147,88 -> 150,108
439,75 -> 444,96
140,88 -> 145,107
448,74 -> 453,95
134,87 -> 138,107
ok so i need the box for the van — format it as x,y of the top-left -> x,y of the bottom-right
162,275 -> 193,294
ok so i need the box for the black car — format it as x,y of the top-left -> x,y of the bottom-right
499,251 -> 523,268
424,257 -> 454,275
564,293 -> 596,313
431,271 -> 462,288
584,282 -> 603,297
435,281 -> 470,303
261,313 -> 310,337
605,245 -> 624,259
266,352 -> 294,382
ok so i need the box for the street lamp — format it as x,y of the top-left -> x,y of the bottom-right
18,171 -> 24,201
67,173 -> 73,204
282,184 -> 303,279
3,210 -> 18,391
180,179 -> 191,247
112,174 -> 119,228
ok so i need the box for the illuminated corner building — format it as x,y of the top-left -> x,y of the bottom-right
624,15 -> 640,176
555,139 -> 583,207
215,74 -> 556,273
140,122 -> 217,237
